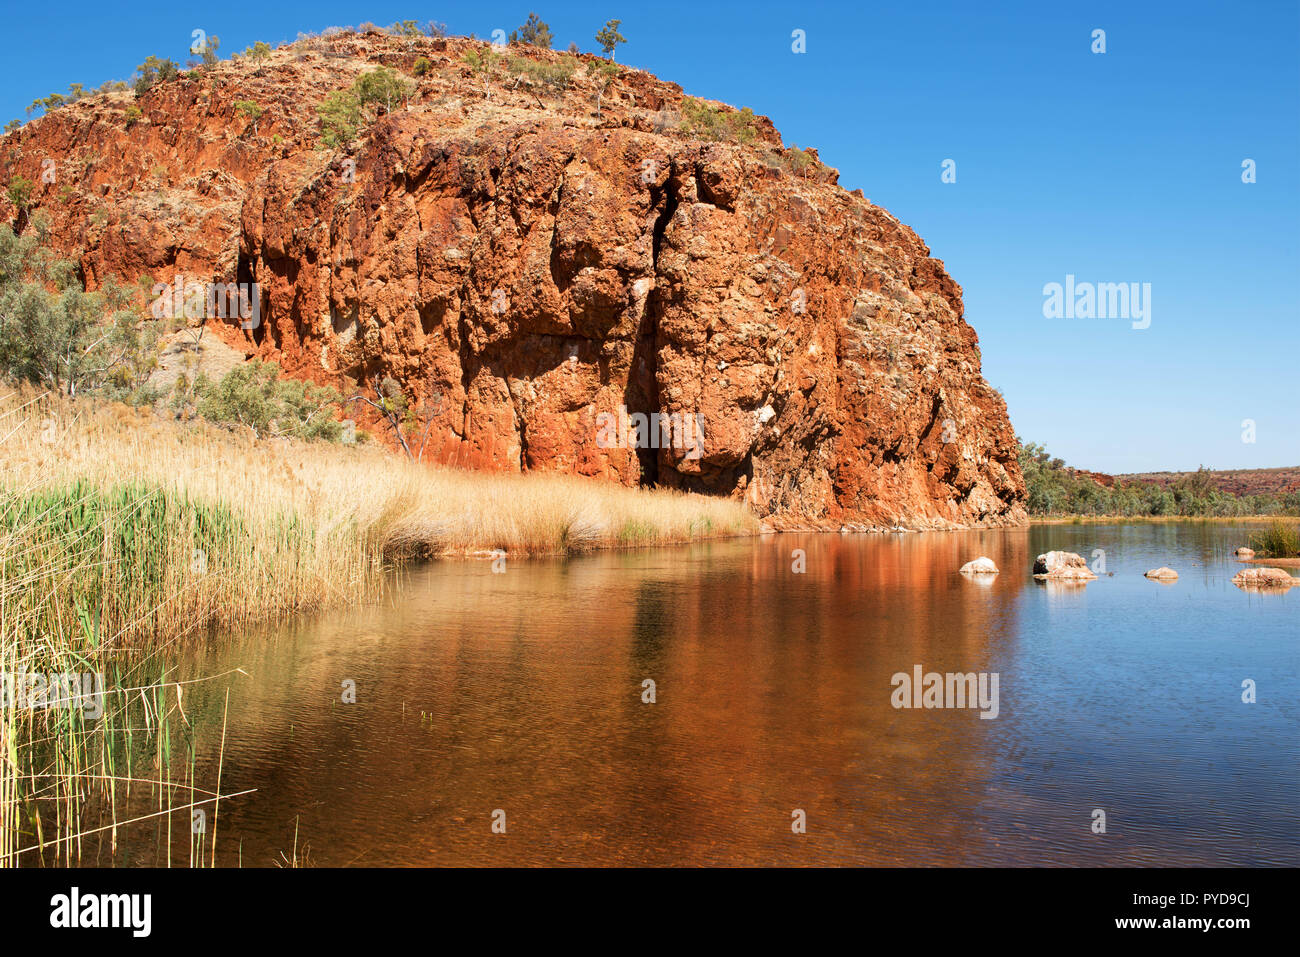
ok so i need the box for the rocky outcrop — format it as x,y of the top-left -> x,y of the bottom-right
0,32 -> 1026,530
1235,547 -> 1256,559
1144,567 -> 1178,581
1032,551 -> 1097,581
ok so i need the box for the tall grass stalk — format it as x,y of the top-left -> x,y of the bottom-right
1249,519 -> 1300,558
1,386 -> 756,865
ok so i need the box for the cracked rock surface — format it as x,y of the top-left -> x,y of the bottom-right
1,33 -> 1027,529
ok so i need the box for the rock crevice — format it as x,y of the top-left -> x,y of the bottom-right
0,33 -> 1026,529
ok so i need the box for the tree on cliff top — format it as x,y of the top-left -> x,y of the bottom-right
186,34 -> 221,70
511,13 -> 554,48
595,19 -> 626,60
26,93 -> 64,117
133,56 -> 179,96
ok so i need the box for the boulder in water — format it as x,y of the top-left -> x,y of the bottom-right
1032,551 -> 1097,581
1232,567 -> 1296,589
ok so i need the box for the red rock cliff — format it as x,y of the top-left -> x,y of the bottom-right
0,32 -> 1026,529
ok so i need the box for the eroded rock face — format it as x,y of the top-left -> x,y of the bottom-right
0,33 -> 1026,529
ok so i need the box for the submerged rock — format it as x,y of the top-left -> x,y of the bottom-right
1144,567 -> 1179,580
959,557 -> 999,575
1032,551 -> 1097,581
1231,567 -> 1297,589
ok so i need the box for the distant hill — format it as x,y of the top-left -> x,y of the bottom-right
1018,441 -> 1299,516
1115,467 -> 1300,498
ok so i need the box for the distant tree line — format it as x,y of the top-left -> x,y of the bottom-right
1018,440 -> 1300,517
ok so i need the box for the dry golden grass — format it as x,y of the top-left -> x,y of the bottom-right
0,385 -> 755,865
1,387 -> 756,644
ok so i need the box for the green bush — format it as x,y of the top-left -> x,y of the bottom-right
510,56 -> 576,94
355,66 -> 414,111
1249,520 -> 1300,557
317,89 -> 362,147
781,144 -> 815,176
234,99 -> 264,130
133,56 -> 180,96
5,176 -> 32,212
680,98 -> 758,144
196,360 -> 343,441
317,67 -> 414,147
0,224 -> 159,399
586,59 -> 620,115
464,48 -> 504,74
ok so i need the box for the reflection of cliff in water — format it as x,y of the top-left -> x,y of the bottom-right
96,524 -> 1298,867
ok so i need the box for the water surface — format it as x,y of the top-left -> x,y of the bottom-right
117,523 -> 1299,866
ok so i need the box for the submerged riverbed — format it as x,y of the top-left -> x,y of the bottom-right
108,522 -> 1298,866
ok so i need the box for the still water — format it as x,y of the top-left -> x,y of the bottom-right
122,523 -> 1299,866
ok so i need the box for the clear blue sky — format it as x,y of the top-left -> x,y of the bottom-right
4,0 -> 1297,473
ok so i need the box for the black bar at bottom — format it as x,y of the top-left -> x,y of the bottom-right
0,866 -> 1280,944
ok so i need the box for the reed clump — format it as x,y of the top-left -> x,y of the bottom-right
1249,520 -> 1300,558
1,385 -> 756,865
1,488 -> 238,867
2,387 -> 755,616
